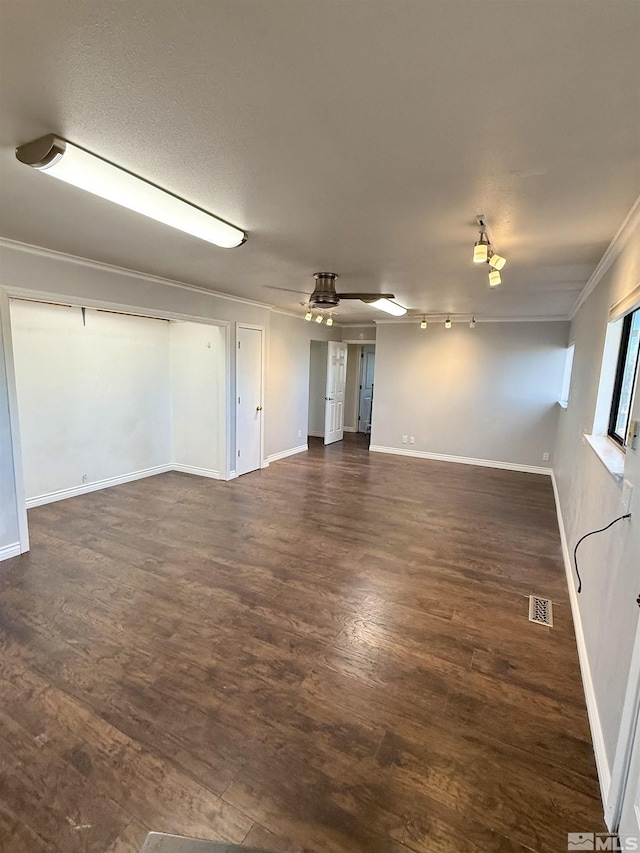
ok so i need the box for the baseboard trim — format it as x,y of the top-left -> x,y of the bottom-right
172,464 -> 221,480
344,426 -> 357,433
25,464 -> 174,508
227,470 -> 238,480
308,429 -> 323,438
0,542 -> 21,562
368,445 -> 552,476
267,444 -> 308,464
551,471 -> 611,817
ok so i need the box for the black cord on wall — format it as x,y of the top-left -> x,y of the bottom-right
574,514 -> 631,593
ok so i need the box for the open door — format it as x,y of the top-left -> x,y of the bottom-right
324,341 -> 347,445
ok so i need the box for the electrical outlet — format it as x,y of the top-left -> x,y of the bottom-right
402,435 -> 408,444
410,436 -> 415,444
542,452 -> 550,461
622,480 -> 634,514
297,429 -> 302,438
82,474 -> 88,484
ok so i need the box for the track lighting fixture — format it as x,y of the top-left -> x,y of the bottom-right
315,314 -> 324,324
15,134 -> 247,249
469,317 -> 476,328
420,317 -> 427,330
305,311 -> 312,322
473,217 -> 507,287
326,316 -> 333,326
444,316 -> 452,329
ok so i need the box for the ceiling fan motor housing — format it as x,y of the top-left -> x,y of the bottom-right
310,272 -> 340,308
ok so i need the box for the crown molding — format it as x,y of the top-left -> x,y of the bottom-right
569,192 -> 640,320
0,236 -> 273,312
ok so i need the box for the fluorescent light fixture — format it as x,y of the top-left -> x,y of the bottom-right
366,298 -> 407,316
488,269 -> 502,287
444,316 -> 452,329
15,134 -> 247,249
473,235 -> 489,264
420,318 -> 427,330
326,316 -> 334,326
305,311 -> 313,322
488,251 -> 506,270
315,314 -> 324,324
469,317 -> 476,328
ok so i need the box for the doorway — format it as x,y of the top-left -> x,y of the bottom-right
307,340 -> 348,445
357,344 -> 375,434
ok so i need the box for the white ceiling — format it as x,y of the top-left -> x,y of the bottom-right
1,0 -> 639,323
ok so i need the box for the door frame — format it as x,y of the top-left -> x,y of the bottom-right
607,615 -> 640,830
234,322 -> 266,474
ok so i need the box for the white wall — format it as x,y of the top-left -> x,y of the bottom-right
170,321 -> 225,477
554,217 -> 640,810
308,340 -> 328,437
370,320 -> 567,468
10,301 -> 172,502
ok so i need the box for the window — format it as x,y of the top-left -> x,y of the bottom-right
559,343 -> 575,407
608,308 -> 640,446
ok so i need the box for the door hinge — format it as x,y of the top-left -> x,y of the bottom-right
238,396 -> 240,404
238,450 -> 241,457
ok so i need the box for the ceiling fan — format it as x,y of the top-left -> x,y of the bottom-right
306,272 -> 395,309
267,272 -> 395,309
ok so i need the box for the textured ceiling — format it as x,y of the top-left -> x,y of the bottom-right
0,0 -> 639,322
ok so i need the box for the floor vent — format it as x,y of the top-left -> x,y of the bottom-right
529,595 -> 553,627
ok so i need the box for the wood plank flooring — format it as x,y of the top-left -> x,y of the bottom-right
0,435 -> 603,853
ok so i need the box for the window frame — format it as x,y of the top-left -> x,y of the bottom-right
608,308 -> 640,447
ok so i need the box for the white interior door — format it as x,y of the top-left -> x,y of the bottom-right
236,325 -> 263,475
324,341 -> 347,445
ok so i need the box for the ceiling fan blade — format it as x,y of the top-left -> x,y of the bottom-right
264,285 -> 310,294
336,292 -> 395,300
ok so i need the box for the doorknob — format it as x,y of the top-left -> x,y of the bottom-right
325,397 -> 333,401
256,405 -> 263,411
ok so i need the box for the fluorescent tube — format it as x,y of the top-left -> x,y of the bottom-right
16,134 -> 246,249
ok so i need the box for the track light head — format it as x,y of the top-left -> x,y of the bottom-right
304,311 -> 312,321
469,317 -> 476,328
488,251 -> 506,270
444,316 -> 452,329
326,316 -> 333,326
488,269 -> 501,287
315,314 -> 324,324
473,233 -> 490,264
420,318 -> 427,330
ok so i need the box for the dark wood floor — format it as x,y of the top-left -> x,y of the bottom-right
0,435 -> 603,853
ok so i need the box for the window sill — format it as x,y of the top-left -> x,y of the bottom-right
584,434 -> 625,483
